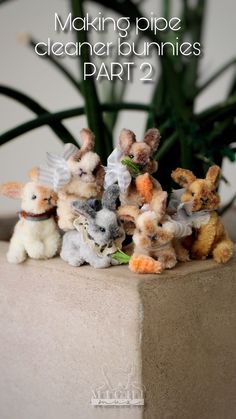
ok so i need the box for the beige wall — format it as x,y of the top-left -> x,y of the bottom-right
0,0 -> 235,215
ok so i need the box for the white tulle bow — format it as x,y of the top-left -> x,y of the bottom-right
38,143 -> 80,191
104,148 -> 132,194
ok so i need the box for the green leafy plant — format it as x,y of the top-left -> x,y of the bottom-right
1,0 -> 236,211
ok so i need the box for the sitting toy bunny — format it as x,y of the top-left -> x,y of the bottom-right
60,185 -> 125,268
129,210 -> 177,274
118,172 -> 167,235
39,128 -> 104,231
171,165 -> 234,263
104,128 -> 162,211
118,191 -> 178,274
0,179 -> 61,264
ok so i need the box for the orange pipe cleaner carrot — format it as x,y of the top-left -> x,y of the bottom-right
129,254 -> 163,274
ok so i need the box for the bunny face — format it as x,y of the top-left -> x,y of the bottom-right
72,184 -> 125,247
181,179 -> 220,211
119,128 -> 161,174
66,128 -> 104,184
171,165 -> 220,212
0,181 -> 57,214
88,208 -> 124,246
22,183 -> 57,214
67,151 -> 101,183
133,211 -> 173,250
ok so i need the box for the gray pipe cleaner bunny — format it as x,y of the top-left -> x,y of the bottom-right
60,185 -> 125,268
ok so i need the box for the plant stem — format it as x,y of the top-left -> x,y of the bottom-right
184,0 -> 206,98
0,102 -> 154,145
197,96 -> 236,126
70,0 -> 107,160
195,58 -> 236,96
162,0 -> 171,20
0,85 -> 77,144
155,132 -> 177,160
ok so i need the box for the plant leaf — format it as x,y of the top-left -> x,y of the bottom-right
0,102 -> 153,145
196,58 -> 236,96
0,85 -> 77,144
112,249 -> 131,264
121,158 -> 142,176
71,0 -> 110,162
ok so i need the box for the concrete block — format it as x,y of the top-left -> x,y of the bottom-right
0,241 -> 235,419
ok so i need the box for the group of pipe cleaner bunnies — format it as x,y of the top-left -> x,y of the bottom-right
1,128 -> 234,274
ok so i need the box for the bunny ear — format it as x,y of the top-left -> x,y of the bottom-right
71,201 -> 96,220
87,199 -> 102,212
171,168 -> 196,188
102,184 -> 120,211
0,182 -> 24,199
63,143 -> 80,161
117,205 -> 139,227
143,128 -> 161,152
28,166 -> 39,182
119,129 -> 136,154
151,190 -> 168,222
80,128 -> 95,153
93,164 -> 105,188
206,165 -> 220,188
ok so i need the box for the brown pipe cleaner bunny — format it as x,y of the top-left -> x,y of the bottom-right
171,165 -> 234,263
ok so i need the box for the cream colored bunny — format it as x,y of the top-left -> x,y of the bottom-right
0,181 -> 61,264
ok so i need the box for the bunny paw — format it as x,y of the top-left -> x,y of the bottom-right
7,250 -> 27,264
44,236 -> 61,258
159,254 -> 177,269
68,258 -> 84,267
27,242 -> 45,259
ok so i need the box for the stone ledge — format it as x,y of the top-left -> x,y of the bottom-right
0,241 -> 236,419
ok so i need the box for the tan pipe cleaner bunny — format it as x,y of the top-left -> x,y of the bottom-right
118,187 -> 179,274
171,165 -> 234,263
38,128 -> 104,231
118,172 -> 167,235
129,209 -> 177,274
104,128 -> 162,224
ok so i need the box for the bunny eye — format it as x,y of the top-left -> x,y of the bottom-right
191,192 -> 195,197
32,195 -> 37,200
99,226 -> 106,233
128,154 -> 134,159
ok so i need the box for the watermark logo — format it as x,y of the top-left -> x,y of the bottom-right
91,364 -> 145,406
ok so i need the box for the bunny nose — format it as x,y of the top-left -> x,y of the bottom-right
44,196 -> 52,204
79,168 -> 87,177
111,227 -> 120,239
149,234 -> 157,242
